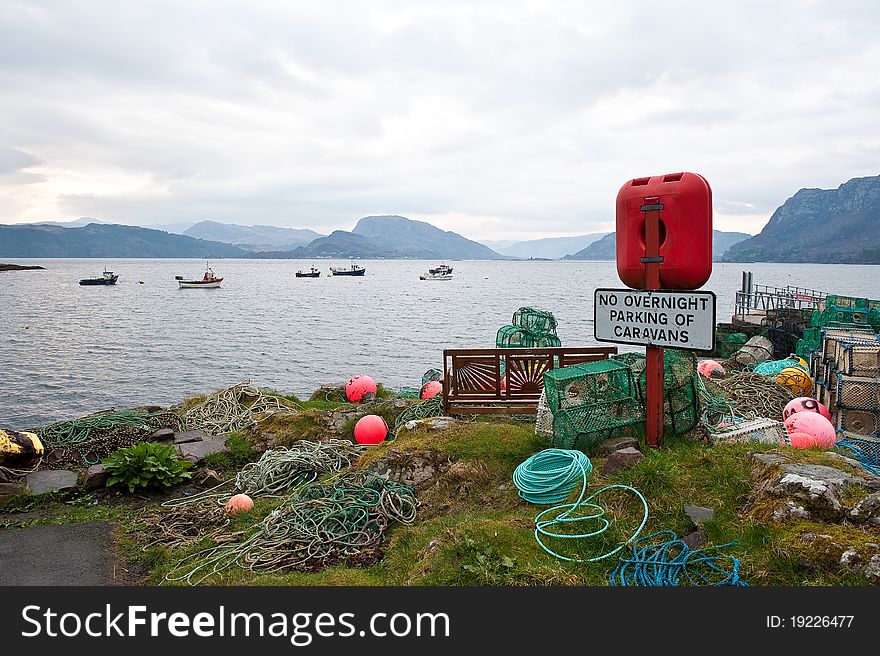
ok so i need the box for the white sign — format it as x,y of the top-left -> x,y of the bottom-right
593,288 -> 716,351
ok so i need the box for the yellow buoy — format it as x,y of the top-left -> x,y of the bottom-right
0,429 -> 44,468
776,367 -> 813,396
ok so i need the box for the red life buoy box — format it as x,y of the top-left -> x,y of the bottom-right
615,172 -> 712,290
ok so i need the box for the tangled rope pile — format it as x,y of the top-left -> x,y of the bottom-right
513,449 -> 593,504
165,472 -> 417,584
837,436 -> 880,477
609,530 -> 748,586
163,439 -> 364,507
140,504 -> 235,551
713,373 -> 794,421
37,410 -> 181,467
181,382 -> 300,435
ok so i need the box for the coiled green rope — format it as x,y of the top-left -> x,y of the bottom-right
513,449 -> 592,504
513,448 -> 649,562
609,530 -> 748,586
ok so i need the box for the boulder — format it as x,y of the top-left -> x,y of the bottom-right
595,436 -> 640,457
865,555 -> 880,583
173,430 -> 209,444
366,448 -> 453,489
26,469 -> 78,495
848,492 -> 880,525
602,447 -> 644,476
83,464 -> 108,490
683,504 -> 715,525
0,481 -> 27,497
683,528 -> 708,549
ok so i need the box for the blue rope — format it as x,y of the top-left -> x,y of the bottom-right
513,448 -> 649,563
513,448 -> 592,504
836,436 -> 880,477
610,530 -> 748,586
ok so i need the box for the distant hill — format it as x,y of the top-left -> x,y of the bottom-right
30,217 -> 109,227
723,175 -> 880,263
497,233 -> 607,259
564,230 -> 750,261
280,230 -> 404,258
352,215 -> 504,259
183,220 -> 323,251
0,223 -> 249,258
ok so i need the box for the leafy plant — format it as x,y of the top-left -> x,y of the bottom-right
103,442 -> 193,493
459,537 -> 516,583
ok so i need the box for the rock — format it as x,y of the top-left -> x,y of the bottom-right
147,428 -> 175,442
25,469 -> 78,495
602,447 -> 644,476
684,504 -> 715,525
595,436 -> 640,457
366,448 -> 453,489
402,416 -> 457,432
683,528 -> 708,549
864,555 -> 880,583
329,410 -> 360,434
176,437 -> 228,463
849,492 -> 880,524
0,481 -> 27,497
83,464 -> 108,490
745,453 -> 871,523
840,548 -> 862,572
173,430 -> 210,444
197,468 -> 224,487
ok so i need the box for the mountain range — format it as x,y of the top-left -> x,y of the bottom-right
182,220 -> 322,251
564,230 -> 751,260
481,233 -> 608,259
722,175 -> 880,264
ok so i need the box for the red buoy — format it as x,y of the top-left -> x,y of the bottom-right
346,374 -> 377,402
420,380 -> 442,399
354,415 -> 388,445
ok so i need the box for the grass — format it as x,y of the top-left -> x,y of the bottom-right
6,392 -> 879,587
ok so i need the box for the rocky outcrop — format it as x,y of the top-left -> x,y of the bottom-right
366,449 -> 454,490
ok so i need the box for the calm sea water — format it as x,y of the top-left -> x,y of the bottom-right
1,258 -> 878,428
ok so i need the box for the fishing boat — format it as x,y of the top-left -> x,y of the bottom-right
428,263 -> 453,276
420,269 -> 453,280
329,260 -> 366,276
175,263 -> 223,288
295,267 -> 321,278
79,269 -> 118,286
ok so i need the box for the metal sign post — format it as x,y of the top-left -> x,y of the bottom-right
641,197 -> 664,448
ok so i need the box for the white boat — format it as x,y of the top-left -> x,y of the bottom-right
420,269 -> 453,280
428,263 -> 453,275
175,263 -> 223,288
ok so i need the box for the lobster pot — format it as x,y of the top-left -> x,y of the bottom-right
543,360 -> 637,414
535,389 -> 554,440
512,307 -> 558,334
835,343 -> 880,375
728,336 -> 774,369
834,373 -> 880,411
810,350 -> 823,384
662,378 -> 700,436
495,325 -> 536,348
815,381 -> 829,408
551,399 -> 644,452
635,349 -> 697,395
834,407 -> 880,436
822,329 -> 876,360
824,294 -> 869,310
533,333 -> 562,348
421,368 -> 442,386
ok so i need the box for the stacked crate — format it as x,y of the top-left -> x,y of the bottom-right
815,328 -> 880,435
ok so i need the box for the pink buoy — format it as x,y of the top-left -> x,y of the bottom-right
354,414 -> 388,445
784,412 -> 836,449
346,374 -> 377,402
420,380 -> 442,399
697,359 -> 725,378
787,432 -> 819,449
225,493 -> 254,516
782,397 -> 832,422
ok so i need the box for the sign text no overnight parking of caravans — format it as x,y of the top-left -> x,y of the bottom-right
593,288 -> 716,352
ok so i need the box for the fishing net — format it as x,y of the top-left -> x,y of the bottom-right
512,307 -> 558,334
421,368 -> 442,386
181,382 -> 300,435
496,307 -> 561,348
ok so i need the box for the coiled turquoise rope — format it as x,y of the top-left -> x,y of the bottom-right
513,448 -> 592,504
513,449 -> 649,562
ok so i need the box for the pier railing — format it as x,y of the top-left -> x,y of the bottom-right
443,346 -> 618,415
735,284 -> 826,319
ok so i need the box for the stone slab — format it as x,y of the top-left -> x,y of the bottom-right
602,447 -> 644,476
147,428 -> 175,442
0,521 -> 113,585
684,503 -> 715,525
25,469 -> 78,495
595,436 -> 640,457
176,437 -> 228,463
174,430 -> 210,444
83,464 -> 109,490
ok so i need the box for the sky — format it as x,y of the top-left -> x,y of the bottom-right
1,1 -> 878,241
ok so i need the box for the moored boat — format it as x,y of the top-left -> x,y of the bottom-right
295,267 -> 321,278
329,260 -> 366,276
428,263 -> 453,275
79,269 -> 118,285
176,264 -> 223,288
419,270 -> 453,280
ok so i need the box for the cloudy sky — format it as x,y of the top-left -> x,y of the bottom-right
1,1 -> 878,240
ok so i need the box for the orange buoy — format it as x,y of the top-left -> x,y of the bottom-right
420,381 -> 442,399
354,415 -> 388,444
346,374 -> 377,402
225,493 -> 254,516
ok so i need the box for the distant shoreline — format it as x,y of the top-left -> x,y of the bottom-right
0,263 -> 46,271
